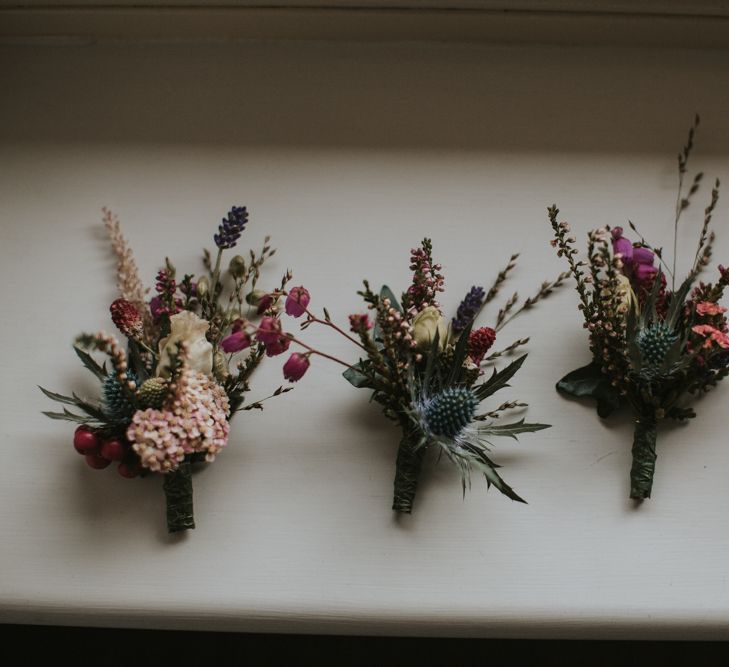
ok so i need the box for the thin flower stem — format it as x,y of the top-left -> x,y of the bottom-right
304,308 -> 368,352
285,334 -> 357,370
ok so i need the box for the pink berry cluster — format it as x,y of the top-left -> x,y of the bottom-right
72,425 -> 142,478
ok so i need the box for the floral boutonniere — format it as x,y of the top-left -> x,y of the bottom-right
549,116 -> 728,500
245,238 -> 564,513
42,207 -> 293,533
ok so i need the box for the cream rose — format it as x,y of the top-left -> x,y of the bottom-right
156,311 -> 214,377
412,306 -> 448,349
615,274 -> 638,317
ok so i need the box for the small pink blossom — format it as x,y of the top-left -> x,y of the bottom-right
256,316 -> 283,345
696,301 -> 727,317
692,324 -> 729,349
348,313 -> 372,334
257,294 -> 275,314
285,286 -> 310,317
255,316 -> 291,356
221,330 -> 251,353
283,353 -> 310,382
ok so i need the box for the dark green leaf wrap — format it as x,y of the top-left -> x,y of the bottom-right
163,461 -> 195,533
630,417 -> 658,500
392,432 -> 425,514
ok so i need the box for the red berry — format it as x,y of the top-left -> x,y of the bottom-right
117,462 -> 140,479
85,454 -> 111,469
100,439 -> 126,462
74,426 -> 100,456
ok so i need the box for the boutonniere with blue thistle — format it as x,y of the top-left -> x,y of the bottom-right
549,116 -> 729,500
256,239 -> 565,513
41,207 -> 294,533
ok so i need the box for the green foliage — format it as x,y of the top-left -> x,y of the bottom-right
556,362 -> 623,418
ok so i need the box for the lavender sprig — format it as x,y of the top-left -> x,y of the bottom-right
214,206 -> 249,250
451,286 -> 485,333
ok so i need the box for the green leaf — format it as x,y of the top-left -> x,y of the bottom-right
342,362 -> 374,389
459,441 -> 526,502
447,320 -> 473,386
641,267 -> 663,328
476,419 -> 551,439
473,354 -> 527,402
422,328 -> 441,394
71,393 -> 109,421
39,386 -> 79,406
556,362 -> 622,418
73,345 -> 106,381
665,274 -> 694,330
42,408 -> 96,424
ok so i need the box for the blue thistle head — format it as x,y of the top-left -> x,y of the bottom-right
451,286 -> 485,333
214,206 -> 249,250
636,322 -> 679,367
103,371 -> 138,420
423,386 -> 477,438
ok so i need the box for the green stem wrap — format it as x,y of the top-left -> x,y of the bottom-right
630,416 -> 658,500
163,461 -> 195,533
392,432 -> 425,514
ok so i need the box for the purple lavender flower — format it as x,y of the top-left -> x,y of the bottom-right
214,206 -> 249,250
451,286 -> 485,333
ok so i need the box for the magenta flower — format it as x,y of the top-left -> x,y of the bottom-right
257,294 -> 274,314
256,316 -> 291,356
633,246 -> 655,266
264,336 -> 291,357
611,227 -> 633,264
285,286 -> 310,318
256,316 -> 283,344
221,330 -> 251,353
283,353 -> 310,382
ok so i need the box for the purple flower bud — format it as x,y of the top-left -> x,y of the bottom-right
283,353 -> 310,382
285,286 -> 310,318
256,316 -> 283,345
635,262 -> 657,282
221,330 -> 251,353
633,246 -> 655,266
611,227 -> 633,264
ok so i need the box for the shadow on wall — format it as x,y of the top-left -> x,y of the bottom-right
2,42 -> 729,153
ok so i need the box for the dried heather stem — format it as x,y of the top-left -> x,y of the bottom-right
495,271 -> 570,332
103,208 -> 154,339
482,337 -> 530,363
474,400 -> 528,420
482,253 -> 519,306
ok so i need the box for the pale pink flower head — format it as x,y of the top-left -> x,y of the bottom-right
283,353 -> 310,382
696,301 -> 727,317
285,286 -> 310,318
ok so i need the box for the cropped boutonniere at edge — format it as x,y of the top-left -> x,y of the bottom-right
41,207 -> 296,533
549,116 -> 729,500
240,239 -> 566,514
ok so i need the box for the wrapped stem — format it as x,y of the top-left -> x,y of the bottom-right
163,461 -> 195,533
392,432 -> 425,514
630,416 -> 658,500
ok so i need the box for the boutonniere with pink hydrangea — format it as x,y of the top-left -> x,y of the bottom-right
250,238 -> 565,514
549,116 -> 729,500
41,206 -> 294,533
